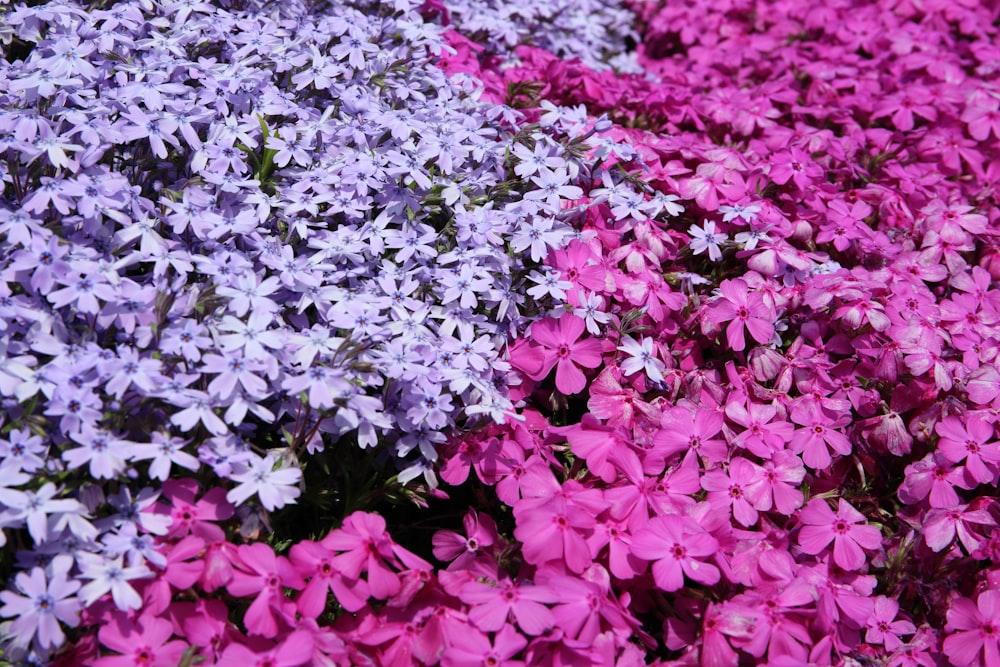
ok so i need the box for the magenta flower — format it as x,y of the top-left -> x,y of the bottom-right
289,540 -> 370,615
705,278 -> 776,351
797,498 -> 882,571
215,630 -> 315,667
441,624 -> 526,667
458,577 -> 558,635
944,591 -> 1000,667
630,514 -> 721,591
866,595 -> 916,652
526,313 -> 604,394
653,405 -> 728,464
701,457 -> 762,527
789,402 -> 853,470
321,511 -> 429,600
228,542 -> 303,637
935,415 -> 1000,485
431,508 -> 498,574
94,613 -> 188,667
743,451 -> 806,515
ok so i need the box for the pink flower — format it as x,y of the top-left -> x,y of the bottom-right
922,504 -> 997,553
897,452 -> 968,508
653,405 -> 727,464
525,314 -> 604,394
227,543 -> 303,637
458,577 -> 558,635
701,457 -> 762,527
797,498 -> 882,571
935,415 -> 1000,485
629,514 -> 721,591
789,402 -> 853,470
866,596 -> 916,652
154,478 -> 234,542
215,630 -> 315,667
742,451 -> 806,515
431,508 -> 499,575
944,591 -> 1000,667
321,512 -> 429,600
441,624 -> 526,667
94,613 -> 187,667
725,399 -> 794,458
705,278 -> 776,352
289,540 -> 370,616
143,535 -> 206,615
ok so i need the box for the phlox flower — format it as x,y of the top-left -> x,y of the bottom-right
225,453 -> 302,511
525,313 -> 603,394
797,498 -> 882,571
865,596 -> 916,652
701,457 -> 763,527
0,555 -> 80,651
431,508 -> 498,574
321,511 -> 429,600
77,552 -> 152,611
617,335 -> 666,383
653,406 -> 727,464
215,629 -> 315,667
705,278 -> 776,352
441,624 -> 526,667
922,504 -> 997,554
935,415 -> 1000,485
458,577 -> 558,635
629,514 -> 721,592
944,591 -> 1000,667
228,542 -> 304,638
688,219 -> 728,261
789,402 -> 853,470
897,452 -> 968,508
94,612 -> 187,667
289,540 -> 370,615
742,451 -> 806,515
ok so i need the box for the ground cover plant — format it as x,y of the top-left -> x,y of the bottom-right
1,0 -> 999,665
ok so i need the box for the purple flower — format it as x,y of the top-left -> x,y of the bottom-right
0,555 -> 80,650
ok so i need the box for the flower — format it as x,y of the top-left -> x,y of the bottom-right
526,313 -> 604,394
225,453 -> 302,511
688,220 -> 728,261
797,498 -> 882,571
944,591 -> 1000,667
0,555 -> 80,650
617,335 -> 666,383
93,612 -> 188,667
705,278 -> 776,352
630,514 -> 721,591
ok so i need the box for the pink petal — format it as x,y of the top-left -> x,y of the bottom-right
797,526 -> 833,555
554,358 -> 588,395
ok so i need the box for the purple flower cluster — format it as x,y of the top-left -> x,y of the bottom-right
0,0 -> 657,661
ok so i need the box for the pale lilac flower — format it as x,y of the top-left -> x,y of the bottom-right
688,220 -> 728,261
0,555 -> 80,650
226,453 -> 302,511
617,336 -> 666,383
77,552 -> 152,610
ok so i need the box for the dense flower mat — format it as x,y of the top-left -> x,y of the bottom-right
1,0 -> 1000,665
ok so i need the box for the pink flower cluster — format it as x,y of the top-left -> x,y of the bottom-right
433,0 -> 1000,664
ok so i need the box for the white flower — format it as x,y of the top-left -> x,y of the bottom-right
226,453 -> 302,511
734,227 -> 772,251
0,555 -> 80,650
719,202 -> 762,223
617,336 -> 666,383
77,552 -> 152,611
688,220 -> 728,261
573,290 -> 610,335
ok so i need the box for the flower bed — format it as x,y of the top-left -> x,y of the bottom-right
1,0 -> 999,665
